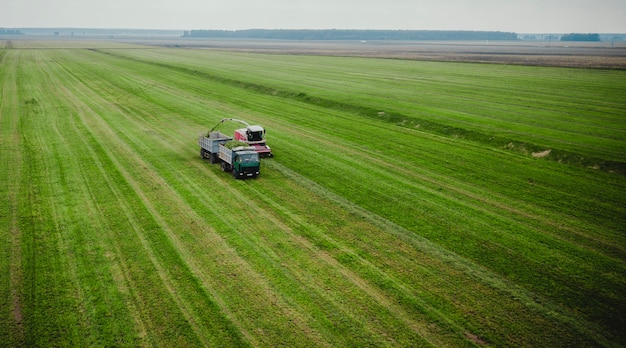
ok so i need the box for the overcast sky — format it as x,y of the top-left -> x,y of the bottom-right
3,0 -> 626,33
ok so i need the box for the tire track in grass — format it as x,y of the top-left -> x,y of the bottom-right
31,48 -> 198,346
45,90 -> 154,345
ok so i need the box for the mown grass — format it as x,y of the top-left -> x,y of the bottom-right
1,40 -> 625,347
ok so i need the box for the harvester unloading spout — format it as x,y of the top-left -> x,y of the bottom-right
209,118 -> 273,157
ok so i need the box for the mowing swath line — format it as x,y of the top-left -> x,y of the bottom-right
53,50 -> 259,339
239,178 -> 461,347
34,67 -> 96,346
34,50 -> 200,345
173,165 -> 335,347
266,160 -> 616,345
179,167 -> 435,345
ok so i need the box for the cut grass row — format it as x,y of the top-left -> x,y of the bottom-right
1,41 -> 625,346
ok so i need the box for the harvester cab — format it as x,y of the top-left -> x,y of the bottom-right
210,118 -> 273,157
240,125 -> 265,142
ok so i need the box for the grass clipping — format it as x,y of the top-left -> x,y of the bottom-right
224,140 -> 248,149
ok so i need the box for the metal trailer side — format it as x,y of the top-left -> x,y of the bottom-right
218,144 -> 234,164
199,131 -> 232,163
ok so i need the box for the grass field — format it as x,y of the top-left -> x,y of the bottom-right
1,39 -> 625,347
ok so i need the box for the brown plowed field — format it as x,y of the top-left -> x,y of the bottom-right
151,39 -> 626,69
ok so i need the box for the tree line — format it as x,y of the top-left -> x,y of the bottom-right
560,33 -> 601,41
0,29 -> 24,35
183,29 -> 518,41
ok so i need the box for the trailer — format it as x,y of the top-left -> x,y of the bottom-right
199,131 -> 260,179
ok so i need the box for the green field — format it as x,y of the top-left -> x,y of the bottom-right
1,40 -> 625,347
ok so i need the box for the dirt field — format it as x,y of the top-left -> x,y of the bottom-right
149,38 -> 626,69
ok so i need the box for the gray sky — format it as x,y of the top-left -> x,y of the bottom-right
4,0 -> 626,33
